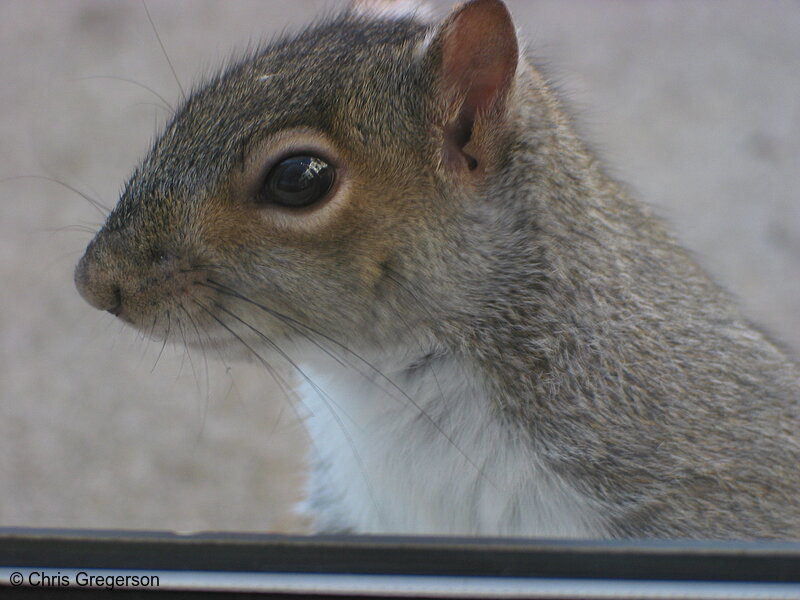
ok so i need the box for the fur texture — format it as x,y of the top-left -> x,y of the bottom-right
299,350 -> 604,536
75,0 -> 800,539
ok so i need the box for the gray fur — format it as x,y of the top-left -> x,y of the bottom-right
75,1 -> 800,539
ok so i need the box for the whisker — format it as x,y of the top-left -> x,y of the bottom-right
195,278 -> 349,369
201,276 -> 497,490
194,300 -> 383,520
151,310 -> 171,372
270,400 -> 290,436
196,299 -> 303,418
175,303 -> 219,447
174,308 -> 190,379
134,101 -> 175,117
210,301 -> 360,428
35,249 -> 85,277
45,224 -> 101,235
381,266 -> 454,436
204,279 -> 396,388
176,303 -> 210,399
175,308 -> 202,395
182,283 -> 307,436
78,75 -> 175,114
141,0 -> 186,103
0,175 -> 110,217
382,265 -> 443,326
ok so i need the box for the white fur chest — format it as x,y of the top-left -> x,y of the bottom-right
296,351 -> 604,537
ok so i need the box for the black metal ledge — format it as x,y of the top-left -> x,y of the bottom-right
1,528 -> 800,598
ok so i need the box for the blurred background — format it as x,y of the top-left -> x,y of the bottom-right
1,0 -> 798,533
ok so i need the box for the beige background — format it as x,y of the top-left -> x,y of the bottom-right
1,1 -> 798,533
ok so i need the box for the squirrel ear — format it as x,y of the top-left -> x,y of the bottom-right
425,0 -> 518,174
350,0 -> 433,20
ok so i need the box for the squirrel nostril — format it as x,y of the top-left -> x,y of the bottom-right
106,286 -> 123,316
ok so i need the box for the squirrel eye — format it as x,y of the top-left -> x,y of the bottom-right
259,155 -> 335,208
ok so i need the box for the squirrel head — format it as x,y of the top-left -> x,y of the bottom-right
75,0 -> 521,356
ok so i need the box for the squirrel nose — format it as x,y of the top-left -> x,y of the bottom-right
74,251 -> 124,315
105,286 -> 124,316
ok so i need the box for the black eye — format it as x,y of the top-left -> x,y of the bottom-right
259,155 -> 335,208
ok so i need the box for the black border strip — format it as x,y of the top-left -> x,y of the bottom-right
1,529 -> 800,583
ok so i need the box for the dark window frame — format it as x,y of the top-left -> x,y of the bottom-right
2,528 -> 800,598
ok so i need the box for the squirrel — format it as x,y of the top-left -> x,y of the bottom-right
74,0 -> 800,539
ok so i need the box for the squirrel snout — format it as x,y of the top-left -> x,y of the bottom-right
75,238 -> 209,328
74,250 -> 123,316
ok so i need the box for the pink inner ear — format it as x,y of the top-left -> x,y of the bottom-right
437,0 -> 518,171
464,78 -> 508,122
441,0 -> 518,119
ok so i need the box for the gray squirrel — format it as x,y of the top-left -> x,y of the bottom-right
74,0 -> 800,538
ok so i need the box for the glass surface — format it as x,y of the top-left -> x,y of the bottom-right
0,0 -> 798,541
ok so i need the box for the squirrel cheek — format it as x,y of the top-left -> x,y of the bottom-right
128,258 -> 211,323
